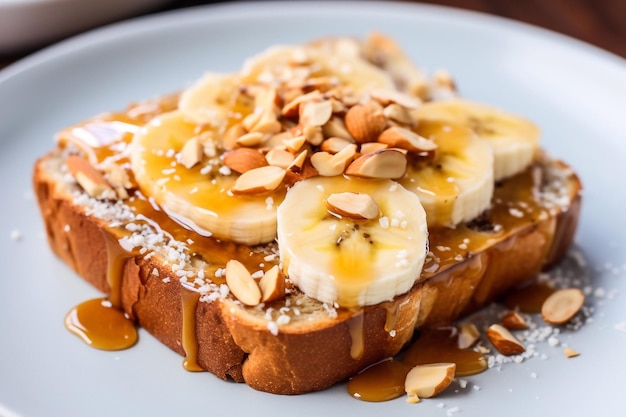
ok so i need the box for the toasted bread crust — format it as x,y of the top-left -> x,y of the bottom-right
33,151 -> 582,394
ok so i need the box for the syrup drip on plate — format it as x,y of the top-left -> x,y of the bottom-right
65,298 -> 137,350
347,326 -> 487,402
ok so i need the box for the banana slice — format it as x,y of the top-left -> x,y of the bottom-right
277,176 -> 428,307
130,110 -> 285,245
240,44 -> 395,93
400,121 -> 494,228
178,72 -> 244,126
414,99 -> 540,181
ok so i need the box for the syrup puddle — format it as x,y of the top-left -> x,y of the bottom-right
65,298 -> 138,350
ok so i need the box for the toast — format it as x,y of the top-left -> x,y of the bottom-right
32,33 -> 582,395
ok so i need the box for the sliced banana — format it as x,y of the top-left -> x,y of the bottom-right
240,44 -> 395,93
178,72 -> 244,126
277,176 -> 428,307
400,121 -> 494,228
130,110 -> 284,246
414,99 -> 540,181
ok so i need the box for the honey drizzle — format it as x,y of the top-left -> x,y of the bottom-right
181,289 -> 204,372
348,311 -> 365,360
348,326 -> 487,402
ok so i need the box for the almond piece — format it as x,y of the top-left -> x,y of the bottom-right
486,324 -> 525,355
310,144 -> 357,176
250,113 -> 282,135
231,165 -> 286,195
359,142 -> 388,154
236,131 -> 265,147
404,363 -> 456,404
65,155 -> 116,200
326,192 -> 379,220
322,116 -> 355,141
223,148 -> 268,174
265,149 -> 295,169
300,100 -> 333,127
225,260 -> 261,306
564,347 -> 580,358
541,288 -> 585,325
288,149 -> 308,172
383,103 -> 416,126
283,135 -> 307,153
457,323 -> 480,349
180,136 -> 204,169
378,126 -> 437,153
281,90 -> 322,118
370,88 -> 422,109
345,149 -> 407,179
259,265 -> 286,303
344,103 -> 387,143
501,311 -> 528,330
222,123 -> 247,151
303,125 -> 324,146
320,137 -> 353,154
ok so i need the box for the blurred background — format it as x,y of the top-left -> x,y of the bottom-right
1,0 -> 625,69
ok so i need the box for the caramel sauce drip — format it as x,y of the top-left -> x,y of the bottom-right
65,298 -> 137,350
181,289 -> 203,372
348,311 -> 365,360
348,326 -> 487,402
347,359 -> 412,402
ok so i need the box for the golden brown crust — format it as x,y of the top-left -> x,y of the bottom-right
32,151 -> 582,395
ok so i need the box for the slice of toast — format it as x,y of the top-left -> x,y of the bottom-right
33,145 -> 581,394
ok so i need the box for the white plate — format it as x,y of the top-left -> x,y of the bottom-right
0,0 -> 171,54
1,2 -> 626,416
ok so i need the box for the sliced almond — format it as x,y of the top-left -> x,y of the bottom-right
222,123 -> 247,151
303,124 -> 324,146
249,112 -> 282,135
284,154 -> 318,186
231,165 -> 286,195
501,311 -> 528,330
300,100 -> 333,127
265,148 -> 295,169
310,144 -> 357,177
320,137 -> 353,154
180,136 -> 203,169
541,288 -> 585,325
236,131 -> 265,147
325,192 -> 379,220
288,149 -> 308,172
486,324 -> 525,356
65,155 -> 116,200
322,116 -> 355,141
383,103 -> 416,126
345,149 -> 407,179
564,347 -> 580,358
344,103 -> 387,143
457,322 -> 480,349
378,126 -> 437,153
225,260 -> 261,306
404,363 -> 456,404
370,88 -> 423,109
359,142 -> 388,154
241,109 -> 263,132
281,90 -> 322,118
259,265 -> 286,303
223,148 -> 268,174
283,135 -> 307,153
